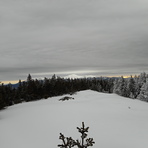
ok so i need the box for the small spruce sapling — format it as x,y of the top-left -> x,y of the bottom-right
58,122 -> 95,148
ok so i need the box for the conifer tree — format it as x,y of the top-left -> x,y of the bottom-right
0,93 -> 5,109
127,76 -> 136,98
137,78 -> 148,101
58,122 -> 95,148
113,76 -> 127,96
27,74 -> 32,82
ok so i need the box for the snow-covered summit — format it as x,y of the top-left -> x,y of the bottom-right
0,90 -> 148,148
64,74 -> 96,79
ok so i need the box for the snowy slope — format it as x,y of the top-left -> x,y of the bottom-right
0,90 -> 148,148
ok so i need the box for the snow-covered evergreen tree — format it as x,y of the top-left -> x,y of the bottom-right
113,78 -> 119,94
137,78 -> 148,102
126,76 -> 136,98
137,72 -> 148,87
113,76 -> 127,96
133,75 -> 141,98
134,72 -> 148,99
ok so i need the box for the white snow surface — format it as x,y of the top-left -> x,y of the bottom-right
1,90 -> 148,148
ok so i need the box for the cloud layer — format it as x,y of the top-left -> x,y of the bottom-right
1,0 -> 148,81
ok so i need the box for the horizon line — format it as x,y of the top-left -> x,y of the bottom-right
1,75 -> 132,85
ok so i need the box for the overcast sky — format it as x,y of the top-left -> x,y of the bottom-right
1,0 -> 148,83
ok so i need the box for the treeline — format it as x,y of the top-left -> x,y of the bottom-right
1,72 -> 148,110
0,74 -> 114,110
113,72 -> 148,101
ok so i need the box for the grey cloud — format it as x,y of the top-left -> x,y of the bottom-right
0,0 -> 148,82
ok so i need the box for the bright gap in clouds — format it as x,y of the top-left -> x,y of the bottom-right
1,80 -> 20,85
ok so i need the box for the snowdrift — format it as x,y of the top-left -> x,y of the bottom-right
0,90 -> 148,148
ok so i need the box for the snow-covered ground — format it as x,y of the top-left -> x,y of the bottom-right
1,90 -> 148,148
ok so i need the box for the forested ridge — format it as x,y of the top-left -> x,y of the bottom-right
0,72 -> 148,110
0,74 -> 114,109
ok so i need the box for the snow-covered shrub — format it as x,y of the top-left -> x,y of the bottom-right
59,96 -> 74,101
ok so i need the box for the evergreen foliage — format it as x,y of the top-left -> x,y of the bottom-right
113,72 -> 148,102
137,78 -> 148,102
1,72 -> 148,110
113,76 -> 127,97
58,122 -> 95,148
0,74 -> 114,110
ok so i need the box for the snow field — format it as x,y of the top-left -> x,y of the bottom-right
0,90 -> 148,148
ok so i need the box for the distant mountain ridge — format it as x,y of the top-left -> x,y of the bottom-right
7,75 -> 120,89
63,74 -> 96,79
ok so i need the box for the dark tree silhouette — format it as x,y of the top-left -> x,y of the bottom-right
58,122 -> 95,148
